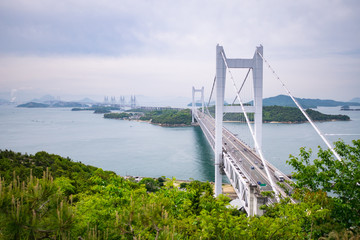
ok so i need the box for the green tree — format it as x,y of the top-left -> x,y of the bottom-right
0,170 -> 74,239
287,139 -> 360,229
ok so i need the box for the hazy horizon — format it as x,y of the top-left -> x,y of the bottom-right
1,0 -> 360,103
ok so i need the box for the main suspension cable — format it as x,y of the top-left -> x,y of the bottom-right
221,51 -> 280,202
256,51 -> 342,162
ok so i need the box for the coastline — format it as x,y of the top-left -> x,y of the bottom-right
132,119 -> 350,126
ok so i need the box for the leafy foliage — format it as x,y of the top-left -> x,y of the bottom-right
287,140 -> 360,229
140,109 -> 192,125
207,105 -> 350,122
103,112 -> 132,119
0,145 -> 359,239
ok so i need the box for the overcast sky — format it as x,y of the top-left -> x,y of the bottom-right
0,0 -> 359,103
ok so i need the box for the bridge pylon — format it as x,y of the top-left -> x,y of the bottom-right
192,86 -> 204,124
214,44 -> 264,197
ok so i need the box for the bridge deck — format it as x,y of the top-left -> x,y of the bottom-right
194,110 -> 294,202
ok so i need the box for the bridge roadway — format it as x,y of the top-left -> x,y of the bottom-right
194,110 -> 294,202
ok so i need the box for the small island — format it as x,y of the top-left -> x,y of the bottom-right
104,109 -> 193,126
206,105 -> 350,123
18,101 -> 86,108
104,112 -> 134,119
72,106 -> 120,114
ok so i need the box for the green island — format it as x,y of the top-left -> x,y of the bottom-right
104,106 -> 350,126
104,112 -> 133,119
0,139 -> 359,239
104,109 -> 193,126
209,105 -> 350,123
139,109 -> 192,126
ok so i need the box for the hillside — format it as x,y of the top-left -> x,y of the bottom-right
261,95 -> 360,108
350,97 -> 360,103
0,145 -> 359,239
207,105 -> 350,123
140,108 -> 192,126
17,102 -> 49,108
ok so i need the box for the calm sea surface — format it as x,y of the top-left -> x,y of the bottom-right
0,105 -> 359,181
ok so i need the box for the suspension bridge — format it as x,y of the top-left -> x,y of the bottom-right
191,44 -> 342,216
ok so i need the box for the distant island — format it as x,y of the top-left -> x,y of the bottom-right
17,101 -> 86,108
72,106 -> 120,113
104,109 -> 193,126
218,106 -> 350,123
104,106 -> 349,126
340,105 -> 360,111
15,95 -> 351,124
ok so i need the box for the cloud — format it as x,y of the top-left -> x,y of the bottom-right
0,0 -> 359,101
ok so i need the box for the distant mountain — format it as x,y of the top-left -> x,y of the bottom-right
76,97 -> 97,103
31,95 -> 57,103
17,102 -> 49,108
350,97 -> 360,103
261,95 -> 360,108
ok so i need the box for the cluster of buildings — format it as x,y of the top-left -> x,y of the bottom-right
103,95 -> 137,108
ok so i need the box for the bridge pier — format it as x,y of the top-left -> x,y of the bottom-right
223,153 -> 267,216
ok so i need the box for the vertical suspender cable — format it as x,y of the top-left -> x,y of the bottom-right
221,51 -> 281,202
256,51 -> 342,162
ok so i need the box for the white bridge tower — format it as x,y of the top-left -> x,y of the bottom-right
214,45 -> 264,196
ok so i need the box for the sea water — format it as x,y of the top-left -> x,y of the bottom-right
0,105 -> 359,181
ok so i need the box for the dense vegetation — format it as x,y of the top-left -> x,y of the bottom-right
262,106 -> 349,122
0,139 -> 359,239
207,105 -> 350,122
17,102 -> 50,108
94,108 -> 111,114
140,109 -> 192,126
104,112 -> 132,119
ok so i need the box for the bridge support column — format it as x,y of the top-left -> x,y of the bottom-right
192,87 -> 195,123
253,46 -> 263,151
215,44 -> 226,196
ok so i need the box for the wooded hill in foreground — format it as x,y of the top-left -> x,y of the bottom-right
0,139 -> 359,239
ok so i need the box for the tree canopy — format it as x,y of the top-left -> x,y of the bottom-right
287,139 -> 360,228
0,140 -> 359,239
